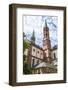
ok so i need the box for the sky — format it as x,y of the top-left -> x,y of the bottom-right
23,15 -> 58,48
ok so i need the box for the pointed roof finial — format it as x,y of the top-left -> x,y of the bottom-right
31,29 -> 35,44
45,20 -> 47,27
33,30 -> 35,37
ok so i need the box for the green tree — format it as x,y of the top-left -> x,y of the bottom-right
23,32 -> 30,52
23,40 -> 29,52
23,32 -> 32,74
23,63 -> 32,74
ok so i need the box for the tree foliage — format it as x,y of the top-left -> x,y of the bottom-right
23,40 -> 29,52
23,32 -> 32,74
23,62 -> 32,74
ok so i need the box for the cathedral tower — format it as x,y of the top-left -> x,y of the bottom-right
43,20 -> 52,63
31,30 -> 35,44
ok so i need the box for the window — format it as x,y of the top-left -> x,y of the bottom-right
37,51 -> 39,53
32,59 -> 35,67
46,33 -> 47,37
37,60 -> 39,65
33,49 -> 35,52
33,59 -> 34,65
54,53 -> 56,59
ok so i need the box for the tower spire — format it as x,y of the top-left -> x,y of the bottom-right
43,20 -> 52,63
45,20 -> 47,27
31,30 -> 35,44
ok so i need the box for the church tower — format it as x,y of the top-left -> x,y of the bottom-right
31,30 -> 35,44
43,20 -> 52,63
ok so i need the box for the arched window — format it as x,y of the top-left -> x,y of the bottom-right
37,51 -> 39,53
37,60 -> 39,65
54,53 -> 56,59
33,49 -> 35,52
46,33 -> 47,37
32,59 -> 35,66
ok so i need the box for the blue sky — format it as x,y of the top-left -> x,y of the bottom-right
23,15 -> 58,48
